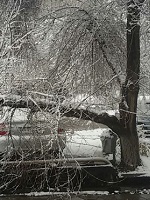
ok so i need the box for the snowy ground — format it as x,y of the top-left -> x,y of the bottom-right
2,192 -> 150,199
130,137 -> 150,176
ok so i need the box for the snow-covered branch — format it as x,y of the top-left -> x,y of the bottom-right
0,95 -> 123,136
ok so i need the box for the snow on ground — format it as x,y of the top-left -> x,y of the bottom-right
23,190 -> 109,197
121,157 -> 150,176
118,136 -> 150,176
140,156 -> 150,176
130,137 -> 150,176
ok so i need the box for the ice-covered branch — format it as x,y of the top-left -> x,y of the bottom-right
0,95 -> 123,136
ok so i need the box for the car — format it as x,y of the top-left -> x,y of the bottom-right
60,128 -> 118,191
137,116 -> 150,137
0,114 -> 118,193
0,107 -> 66,161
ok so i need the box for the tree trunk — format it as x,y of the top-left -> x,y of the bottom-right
119,0 -> 144,170
120,131 -> 140,170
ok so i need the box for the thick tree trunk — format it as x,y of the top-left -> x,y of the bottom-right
119,0 -> 144,170
120,131 -> 140,170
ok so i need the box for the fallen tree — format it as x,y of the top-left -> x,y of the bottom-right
0,0 -> 146,171
0,95 -> 122,135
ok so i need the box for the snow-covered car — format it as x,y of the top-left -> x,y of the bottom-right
61,128 -> 118,191
0,107 -> 66,160
63,128 -> 117,159
63,128 -> 104,158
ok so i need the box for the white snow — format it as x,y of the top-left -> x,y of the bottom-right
119,155 -> 150,177
100,129 -> 113,140
63,128 -> 108,158
69,94 -> 100,105
0,106 -> 29,123
22,190 -> 109,196
140,156 -> 150,176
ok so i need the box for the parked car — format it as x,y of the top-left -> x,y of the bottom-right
0,107 -> 66,160
137,115 -> 150,137
61,128 -> 118,191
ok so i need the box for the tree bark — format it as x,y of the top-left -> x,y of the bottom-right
119,0 -> 144,170
120,133 -> 140,170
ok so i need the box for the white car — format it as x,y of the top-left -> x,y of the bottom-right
0,107 -> 66,160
